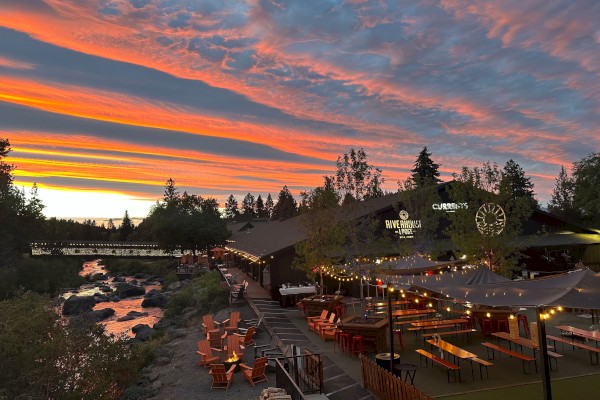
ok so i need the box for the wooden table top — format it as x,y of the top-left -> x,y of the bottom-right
392,309 -> 436,317
412,318 -> 467,327
426,339 -> 477,360
370,300 -> 411,307
491,332 -> 538,349
555,325 -> 600,341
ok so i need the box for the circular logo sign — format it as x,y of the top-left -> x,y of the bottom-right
399,210 -> 409,220
475,203 -> 506,236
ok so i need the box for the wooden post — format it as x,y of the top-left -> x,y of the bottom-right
388,282 -> 394,372
536,307 -> 552,400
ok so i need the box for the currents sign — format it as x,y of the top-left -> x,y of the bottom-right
385,210 -> 421,239
432,202 -> 468,213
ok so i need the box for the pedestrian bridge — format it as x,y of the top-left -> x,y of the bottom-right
30,240 -> 175,258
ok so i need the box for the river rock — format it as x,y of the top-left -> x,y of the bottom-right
144,289 -> 161,298
117,310 -> 150,322
62,295 -> 96,315
99,285 -> 113,293
113,276 -> 126,283
141,294 -> 167,308
89,308 -> 115,321
153,318 -> 173,330
117,315 -> 135,322
166,281 -> 181,291
132,324 -> 155,341
116,282 -> 145,298
93,293 -> 111,303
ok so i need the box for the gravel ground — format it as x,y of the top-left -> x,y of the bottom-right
135,305 -> 276,400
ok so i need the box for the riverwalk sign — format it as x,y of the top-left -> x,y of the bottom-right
385,210 -> 422,239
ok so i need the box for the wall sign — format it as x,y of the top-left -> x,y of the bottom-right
475,203 -> 506,236
385,210 -> 422,239
432,202 -> 468,212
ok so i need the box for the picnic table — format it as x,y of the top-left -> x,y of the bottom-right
555,325 -> 600,343
425,338 -> 479,381
392,309 -> 436,318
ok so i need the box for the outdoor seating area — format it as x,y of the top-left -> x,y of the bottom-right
198,310 -> 263,391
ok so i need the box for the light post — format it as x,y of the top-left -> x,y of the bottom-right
388,282 -> 395,371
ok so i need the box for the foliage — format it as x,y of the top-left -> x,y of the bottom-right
265,193 -> 274,218
572,152 -> 600,227
446,161 -> 535,276
0,292 -> 144,399
136,179 -> 229,254
241,192 -> 256,220
406,146 -> 442,188
224,194 -> 239,220
334,148 -> 384,202
548,165 -> 577,220
164,271 -> 228,318
103,258 -> 175,276
272,185 -> 297,220
255,194 -> 267,218
499,159 -> 538,209
119,210 -> 135,241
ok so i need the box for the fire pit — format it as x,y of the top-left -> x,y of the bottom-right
223,351 -> 241,372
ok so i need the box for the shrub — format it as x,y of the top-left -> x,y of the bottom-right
103,259 -> 175,276
164,272 -> 228,318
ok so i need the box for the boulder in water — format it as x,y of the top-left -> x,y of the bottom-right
141,294 -> 167,308
89,308 -> 115,321
62,295 -> 96,315
116,282 -> 145,298
132,324 -> 155,341
144,289 -> 162,298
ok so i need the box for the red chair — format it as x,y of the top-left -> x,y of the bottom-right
351,335 -> 364,357
296,301 -> 307,318
518,314 -> 530,337
393,330 -> 404,352
334,303 -> 347,319
340,332 -> 352,353
481,318 -> 494,337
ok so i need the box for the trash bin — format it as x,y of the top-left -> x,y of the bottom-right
375,352 -> 400,371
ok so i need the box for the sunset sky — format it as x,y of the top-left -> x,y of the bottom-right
1,0 -> 598,219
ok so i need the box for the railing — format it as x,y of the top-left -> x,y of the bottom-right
275,350 -> 323,398
275,359 -> 307,400
360,354 -> 432,400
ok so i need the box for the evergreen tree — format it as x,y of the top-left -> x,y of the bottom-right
255,195 -> 266,218
241,193 -> 256,220
119,210 -> 134,241
409,146 -> 441,187
572,152 -> 600,226
163,178 -> 178,206
548,166 -> 576,219
224,194 -> 239,220
265,193 -> 274,218
272,186 -> 297,220
499,159 -> 538,208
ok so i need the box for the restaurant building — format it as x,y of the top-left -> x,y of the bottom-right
225,183 -> 600,301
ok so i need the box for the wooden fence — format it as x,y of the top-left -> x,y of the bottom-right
360,355 -> 432,400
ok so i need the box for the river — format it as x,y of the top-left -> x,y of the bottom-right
64,260 -> 163,338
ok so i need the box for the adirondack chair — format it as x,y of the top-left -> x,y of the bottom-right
240,315 -> 263,336
197,340 -> 222,368
209,363 -> 236,390
309,312 -> 335,333
202,314 -> 222,336
306,310 -> 328,331
222,311 -> 241,334
234,326 -> 256,346
224,334 -> 245,362
319,317 -> 341,340
239,357 -> 269,386
207,330 -> 227,349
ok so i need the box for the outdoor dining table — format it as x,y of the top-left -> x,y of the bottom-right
392,309 -> 436,318
411,318 -> 468,327
555,325 -> 600,343
426,338 -> 477,381
279,285 -> 317,307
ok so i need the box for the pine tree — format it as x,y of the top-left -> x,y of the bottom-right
572,152 -> 600,225
272,186 -> 297,220
500,159 -> 538,208
119,210 -> 134,241
224,194 -> 239,220
255,195 -> 266,218
265,194 -> 274,218
334,148 -> 384,201
410,146 -> 441,188
548,166 -> 576,219
241,193 -> 256,220
163,178 -> 178,206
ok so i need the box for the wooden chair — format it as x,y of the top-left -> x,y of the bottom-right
239,356 -> 269,386
207,330 -> 227,349
223,311 -> 241,334
310,313 -> 336,333
235,326 -> 256,346
319,318 -> 341,340
209,363 -> 236,390
307,310 -> 329,331
197,340 -> 222,368
239,315 -> 263,336
224,334 -> 245,362
202,314 -> 222,335
306,310 -> 328,323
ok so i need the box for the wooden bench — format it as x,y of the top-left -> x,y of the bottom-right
482,342 -> 537,374
422,329 -> 477,344
470,357 -> 493,379
416,349 -> 461,383
547,335 -> 600,365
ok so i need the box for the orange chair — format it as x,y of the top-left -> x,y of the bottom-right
310,313 -> 335,333
234,326 -> 256,346
306,310 -> 328,324
202,314 -> 222,335
297,301 -> 307,318
239,356 -> 269,386
222,311 -> 241,334
197,340 -> 222,368
209,363 -> 236,390
224,334 -> 245,362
